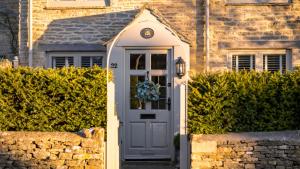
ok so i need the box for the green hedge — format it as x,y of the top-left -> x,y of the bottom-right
0,67 -> 109,132
188,71 -> 300,134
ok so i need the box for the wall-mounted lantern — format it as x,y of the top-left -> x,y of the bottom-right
176,57 -> 186,79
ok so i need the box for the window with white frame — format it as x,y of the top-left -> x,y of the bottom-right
229,50 -> 291,73
52,56 -> 74,68
232,55 -> 255,71
263,54 -> 286,74
49,52 -> 104,68
81,56 -> 103,67
47,0 -> 107,8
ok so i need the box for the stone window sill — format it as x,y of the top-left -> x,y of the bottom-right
226,0 -> 291,6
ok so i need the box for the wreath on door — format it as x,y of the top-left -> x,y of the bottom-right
136,80 -> 160,102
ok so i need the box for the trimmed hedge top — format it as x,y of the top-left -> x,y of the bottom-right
188,71 -> 300,134
0,67 -> 108,132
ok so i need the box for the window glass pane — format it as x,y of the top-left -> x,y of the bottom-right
238,55 -> 251,71
67,57 -> 74,66
232,55 -> 255,72
81,56 -> 102,67
264,54 -> 286,73
53,57 -> 66,68
151,75 -> 167,110
268,55 -> 280,72
53,57 -> 73,68
92,56 -> 102,67
81,57 -> 91,67
252,56 -> 256,70
130,54 -> 145,70
151,54 -> 167,70
282,55 -> 286,73
158,99 -> 167,110
130,76 -> 145,109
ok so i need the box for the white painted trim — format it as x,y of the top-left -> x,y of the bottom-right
227,49 -> 289,72
106,9 -> 190,168
106,17 -> 131,169
123,49 -> 173,160
180,83 -> 188,169
106,81 -> 119,169
47,52 -> 105,68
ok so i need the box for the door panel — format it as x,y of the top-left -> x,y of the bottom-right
125,50 -> 171,159
130,122 -> 146,148
151,122 -> 168,148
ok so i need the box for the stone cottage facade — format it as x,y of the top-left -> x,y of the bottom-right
0,0 -> 295,73
1,0 -> 300,168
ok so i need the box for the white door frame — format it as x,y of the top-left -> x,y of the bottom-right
122,48 -> 175,160
106,9 -> 190,169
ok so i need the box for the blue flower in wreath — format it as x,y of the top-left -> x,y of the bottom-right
136,80 -> 160,102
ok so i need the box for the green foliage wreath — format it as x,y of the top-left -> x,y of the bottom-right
136,80 -> 160,102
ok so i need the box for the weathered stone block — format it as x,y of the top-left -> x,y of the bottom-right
245,164 -> 255,169
59,153 -> 73,160
192,141 -> 217,153
65,160 -> 85,167
32,150 -> 51,159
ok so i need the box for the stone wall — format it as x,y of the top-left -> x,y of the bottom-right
209,0 -> 300,71
19,0 -> 204,71
0,0 -> 19,58
190,130 -> 300,169
0,128 -> 105,169
19,0 -> 300,72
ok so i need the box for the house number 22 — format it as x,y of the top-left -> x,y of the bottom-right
110,63 -> 118,69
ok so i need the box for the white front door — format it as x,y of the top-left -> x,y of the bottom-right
125,50 -> 172,159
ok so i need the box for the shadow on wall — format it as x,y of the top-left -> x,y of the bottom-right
0,9 -> 18,59
32,9 -> 140,67
32,1 -> 199,67
33,9 -> 138,51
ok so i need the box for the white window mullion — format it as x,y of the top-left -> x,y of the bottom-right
75,55 -> 80,67
265,56 -> 268,71
53,58 -> 56,68
250,55 -> 253,70
279,55 -> 283,74
90,57 -> 93,67
236,55 -> 239,72
78,55 -> 81,68
65,57 -> 69,67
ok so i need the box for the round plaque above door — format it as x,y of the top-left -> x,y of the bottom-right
140,28 -> 155,39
